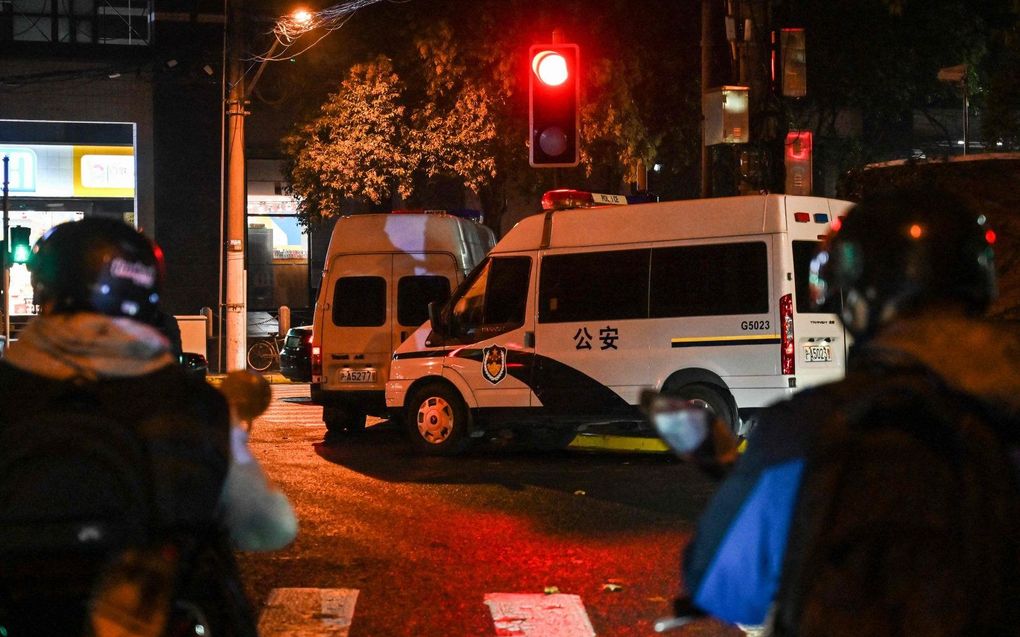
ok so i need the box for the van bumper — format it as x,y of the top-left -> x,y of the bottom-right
385,379 -> 412,411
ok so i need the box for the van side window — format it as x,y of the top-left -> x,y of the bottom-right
650,242 -> 769,317
397,276 -> 451,327
448,256 -> 531,342
333,276 -> 386,326
539,249 -> 649,323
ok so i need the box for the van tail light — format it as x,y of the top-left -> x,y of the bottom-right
780,293 -> 795,375
311,345 -> 322,377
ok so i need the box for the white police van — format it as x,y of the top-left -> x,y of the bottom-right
385,191 -> 853,454
311,211 -> 494,432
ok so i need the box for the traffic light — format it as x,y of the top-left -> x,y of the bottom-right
785,131 -> 813,195
9,226 -> 31,264
529,43 -> 579,167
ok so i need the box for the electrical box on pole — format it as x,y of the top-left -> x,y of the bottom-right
780,28 -> 807,98
703,86 -> 750,145
529,42 -> 580,167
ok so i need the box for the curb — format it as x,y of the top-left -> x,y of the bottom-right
569,433 -> 670,453
207,372 -> 297,386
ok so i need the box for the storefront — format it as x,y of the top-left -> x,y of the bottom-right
246,159 -> 328,336
2,136 -> 136,321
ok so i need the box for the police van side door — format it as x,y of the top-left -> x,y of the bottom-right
441,255 -> 535,408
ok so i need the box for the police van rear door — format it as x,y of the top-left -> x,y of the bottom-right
784,196 -> 849,388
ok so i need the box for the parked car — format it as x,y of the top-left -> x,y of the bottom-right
180,352 -> 208,381
280,325 -> 313,382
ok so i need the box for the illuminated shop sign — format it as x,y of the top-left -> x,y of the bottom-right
0,144 -> 134,198
0,147 -> 37,193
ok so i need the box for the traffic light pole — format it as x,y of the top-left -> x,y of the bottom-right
2,155 -> 10,352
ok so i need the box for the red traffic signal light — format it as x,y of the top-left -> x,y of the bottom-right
529,43 -> 579,168
785,131 -> 813,195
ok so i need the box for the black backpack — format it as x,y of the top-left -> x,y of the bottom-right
0,364 -> 244,635
773,368 -> 1020,637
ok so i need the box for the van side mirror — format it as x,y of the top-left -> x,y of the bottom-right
427,301 -> 446,339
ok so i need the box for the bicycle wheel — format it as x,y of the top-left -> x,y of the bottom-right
247,340 -> 276,372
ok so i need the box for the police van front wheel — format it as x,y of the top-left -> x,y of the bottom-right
406,383 -> 470,455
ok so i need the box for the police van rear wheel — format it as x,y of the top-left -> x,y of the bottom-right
406,383 -> 470,455
665,383 -> 735,433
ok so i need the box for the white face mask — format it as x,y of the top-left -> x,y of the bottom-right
653,407 -> 709,455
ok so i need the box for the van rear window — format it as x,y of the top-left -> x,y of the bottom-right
793,241 -> 826,314
397,276 -> 451,327
333,276 -> 386,326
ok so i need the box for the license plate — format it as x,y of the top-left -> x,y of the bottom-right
339,369 -> 376,383
803,344 -> 832,363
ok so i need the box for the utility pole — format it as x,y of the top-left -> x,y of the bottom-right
224,0 -> 247,371
701,0 -> 715,197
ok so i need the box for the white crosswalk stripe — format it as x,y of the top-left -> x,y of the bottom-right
254,384 -> 323,428
484,593 -> 596,637
258,587 -> 360,636
257,589 -> 600,636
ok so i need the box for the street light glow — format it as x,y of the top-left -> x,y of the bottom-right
292,8 -> 313,25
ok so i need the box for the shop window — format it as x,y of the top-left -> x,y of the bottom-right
4,0 -> 150,45
247,206 -> 310,311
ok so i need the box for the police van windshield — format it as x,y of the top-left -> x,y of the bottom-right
445,256 -> 531,343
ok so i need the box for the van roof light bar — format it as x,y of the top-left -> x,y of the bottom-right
541,189 -> 653,211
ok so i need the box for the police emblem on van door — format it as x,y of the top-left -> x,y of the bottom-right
482,345 -> 508,384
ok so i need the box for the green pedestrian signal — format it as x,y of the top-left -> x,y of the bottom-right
10,226 -> 31,264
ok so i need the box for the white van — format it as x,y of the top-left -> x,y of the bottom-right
311,212 -> 495,432
385,191 -> 854,454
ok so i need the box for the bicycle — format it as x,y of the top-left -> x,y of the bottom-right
246,333 -> 284,372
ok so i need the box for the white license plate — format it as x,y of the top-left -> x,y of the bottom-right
803,344 -> 832,363
339,369 -> 376,383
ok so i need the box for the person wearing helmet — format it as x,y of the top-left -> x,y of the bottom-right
676,189 -> 1020,634
0,218 -> 297,634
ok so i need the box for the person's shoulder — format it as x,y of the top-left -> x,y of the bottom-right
137,365 -> 229,418
750,380 -> 858,460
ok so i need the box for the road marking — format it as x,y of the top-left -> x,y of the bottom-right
485,593 -> 596,636
258,587 -> 359,636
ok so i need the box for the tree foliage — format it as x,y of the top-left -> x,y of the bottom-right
283,56 -> 413,222
282,3 -> 661,231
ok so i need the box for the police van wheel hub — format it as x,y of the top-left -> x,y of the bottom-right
417,397 -> 454,443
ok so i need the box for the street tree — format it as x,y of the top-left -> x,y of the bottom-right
283,55 -> 414,224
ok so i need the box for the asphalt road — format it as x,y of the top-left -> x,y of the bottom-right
238,384 -> 750,637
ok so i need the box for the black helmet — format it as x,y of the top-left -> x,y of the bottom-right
809,188 -> 996,340
29,218 -> 165,323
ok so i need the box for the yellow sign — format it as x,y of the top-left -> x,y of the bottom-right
73,145 -> 135,198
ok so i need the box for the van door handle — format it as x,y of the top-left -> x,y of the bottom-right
524,331 -> 535,348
